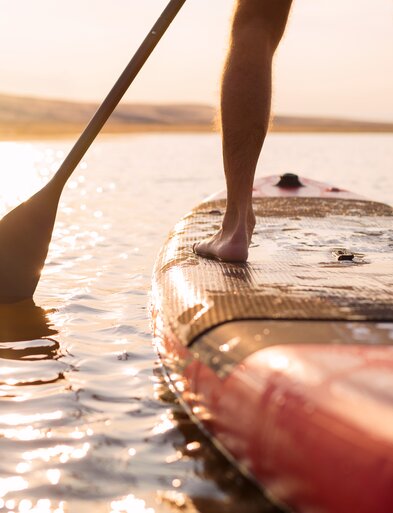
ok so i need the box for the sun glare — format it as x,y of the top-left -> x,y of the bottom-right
111,494 -> 155,513
0,143 -> 55,216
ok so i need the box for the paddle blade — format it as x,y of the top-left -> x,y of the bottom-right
0,298 -> 58,342
0,181 -> 61,303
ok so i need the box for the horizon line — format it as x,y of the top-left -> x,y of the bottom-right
1,91 -> 392,126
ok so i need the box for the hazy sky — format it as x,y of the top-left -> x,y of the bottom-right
0,0 -> 392,121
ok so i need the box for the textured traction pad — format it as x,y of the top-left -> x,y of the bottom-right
153,197 -> 393,347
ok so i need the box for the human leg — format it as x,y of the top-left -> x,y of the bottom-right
194,0 -> 292,262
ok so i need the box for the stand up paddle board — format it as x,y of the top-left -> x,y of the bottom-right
151,173 -> 393,513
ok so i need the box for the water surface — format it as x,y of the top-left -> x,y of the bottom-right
0,133 -> 391,513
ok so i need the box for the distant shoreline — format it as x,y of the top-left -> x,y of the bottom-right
0,123 -> 214,141
0,93 -> 392,140
1,122 -> 393,141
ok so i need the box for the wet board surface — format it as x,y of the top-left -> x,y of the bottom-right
151,174 -> 393,513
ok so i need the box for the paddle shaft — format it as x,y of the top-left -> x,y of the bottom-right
53,0 -> 187,188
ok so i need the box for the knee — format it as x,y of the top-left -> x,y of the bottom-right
233,0 -> 292,49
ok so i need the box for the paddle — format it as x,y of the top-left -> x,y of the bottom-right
0,0 -> 187,303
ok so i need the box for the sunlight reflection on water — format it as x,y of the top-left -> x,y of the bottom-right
0,133 -> 391,512
0,143 -> 44,214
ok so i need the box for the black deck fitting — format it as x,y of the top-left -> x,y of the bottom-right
276,173 -> 304,188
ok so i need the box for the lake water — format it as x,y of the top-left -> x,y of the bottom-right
0,133 -> 392,513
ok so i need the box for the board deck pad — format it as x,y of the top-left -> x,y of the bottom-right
153,196 -> 393,347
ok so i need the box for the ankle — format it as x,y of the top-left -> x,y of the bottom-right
222,203 -> 254,232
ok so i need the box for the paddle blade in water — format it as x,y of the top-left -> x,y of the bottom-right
0,180 -> 61,303
0,298 -> 57,342
0,0 -> 187,304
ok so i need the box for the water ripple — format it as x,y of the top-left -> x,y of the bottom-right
0,134 -> 391,512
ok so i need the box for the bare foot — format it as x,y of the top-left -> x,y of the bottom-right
193,209 -> 255,263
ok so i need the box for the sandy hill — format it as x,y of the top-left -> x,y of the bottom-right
0,93 -> 392,138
